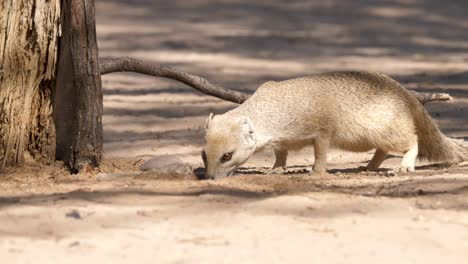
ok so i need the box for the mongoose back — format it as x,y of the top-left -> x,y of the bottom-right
203,71 -> 467,179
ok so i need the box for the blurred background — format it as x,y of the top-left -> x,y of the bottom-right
97,0 -> 468,165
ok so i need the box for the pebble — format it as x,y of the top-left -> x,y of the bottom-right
139,155 -> 187,171
65,209 -> 82,220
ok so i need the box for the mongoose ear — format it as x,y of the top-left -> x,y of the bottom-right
205,113 -> 215,129
238,116 -> 256,144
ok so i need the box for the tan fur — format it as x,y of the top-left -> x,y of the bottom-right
203,71 -> 467,179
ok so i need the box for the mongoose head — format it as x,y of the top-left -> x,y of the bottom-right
202,113 -> 256,179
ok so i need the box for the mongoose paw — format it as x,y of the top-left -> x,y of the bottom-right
312,167 -> 327,174
269,167 -> 286,175
358,166 -> 370,172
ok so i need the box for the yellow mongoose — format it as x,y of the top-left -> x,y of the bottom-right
202,72 -> 467,179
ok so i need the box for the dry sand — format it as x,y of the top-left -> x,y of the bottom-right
1,0 -> 468,263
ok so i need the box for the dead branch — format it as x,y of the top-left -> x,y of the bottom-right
411,91 -> 452,104
99,57 -> 248,104
99,57 -> 452,105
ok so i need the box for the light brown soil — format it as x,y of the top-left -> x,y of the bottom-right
2,0 -> 468,263
2,160 -> 468,263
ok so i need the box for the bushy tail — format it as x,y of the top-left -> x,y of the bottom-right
412,99 -> 467,164
444,137 -> 468,163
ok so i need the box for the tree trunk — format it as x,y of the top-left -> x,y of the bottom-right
0,0 -> 60,172
54,0 -> 103,173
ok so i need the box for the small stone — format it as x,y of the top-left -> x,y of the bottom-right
66,209 -> 81,220
137,155 -> 197,180
68,241 -> 80,247
412,215 -> 425,222
139,155 -> 185,171
194,167 -> 206,179
137,210 -> 149,217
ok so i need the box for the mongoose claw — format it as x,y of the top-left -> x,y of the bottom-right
395,167 -> 415,173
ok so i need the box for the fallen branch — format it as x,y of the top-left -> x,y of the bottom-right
411,91 -> 452,104
100,57 -> 248,104
99,57 -> 452,105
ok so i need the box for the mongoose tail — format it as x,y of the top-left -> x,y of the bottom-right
412,100 -> 468,164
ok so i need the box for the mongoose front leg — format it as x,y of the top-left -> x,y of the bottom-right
313,136 -> 330,173
367,148 -> 388,171
398,143 -> 418,173
271,148 -> 288,174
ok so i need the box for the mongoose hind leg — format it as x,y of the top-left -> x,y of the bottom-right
366,148 -> 388,171
271,148 -> 288,174
398,143 -> 418,173
313,136 -> 330,173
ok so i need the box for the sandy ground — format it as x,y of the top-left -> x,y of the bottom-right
2,0 -> 468,263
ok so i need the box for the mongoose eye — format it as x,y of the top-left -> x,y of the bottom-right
221,152 -> 233,162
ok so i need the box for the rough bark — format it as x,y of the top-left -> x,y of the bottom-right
54,0 -> 103,173
100,57 -> 451,105
0,0 -> 60,172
